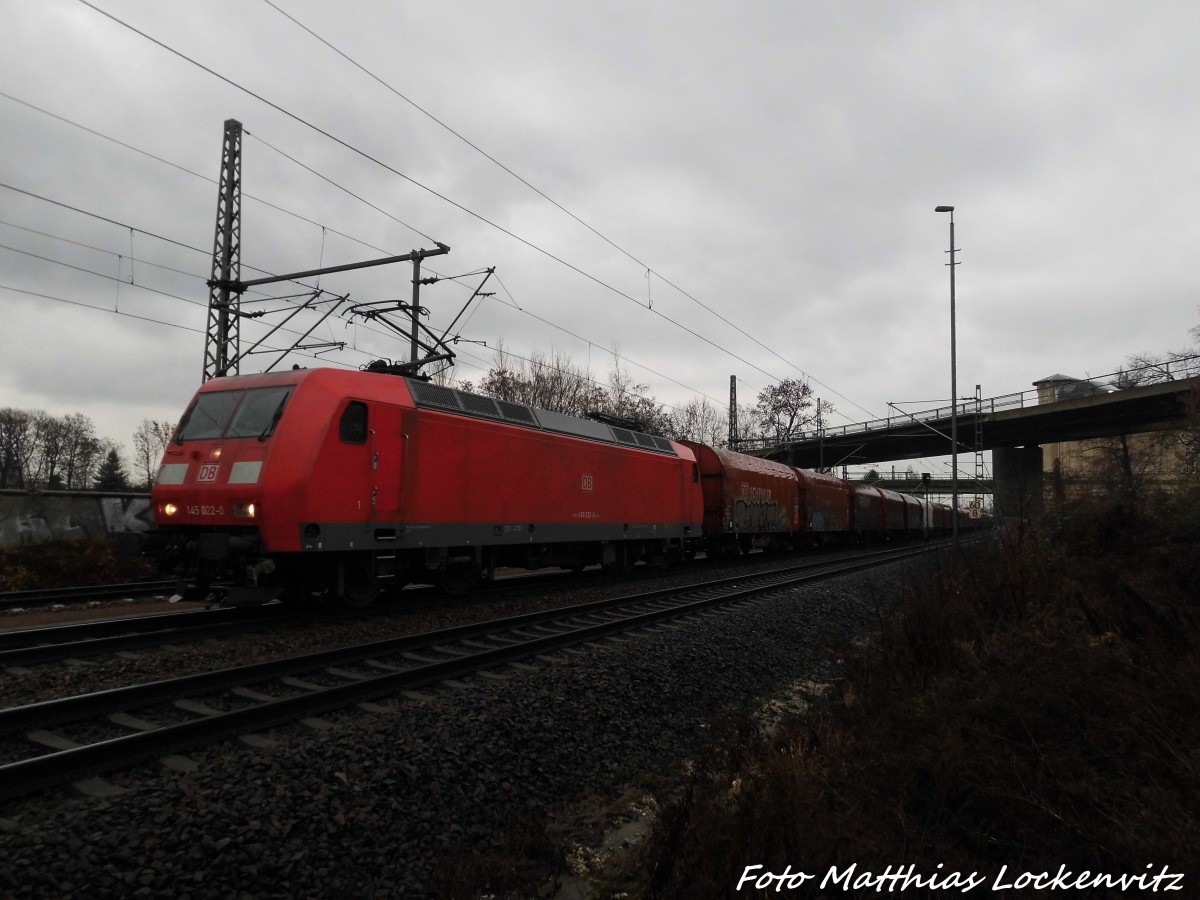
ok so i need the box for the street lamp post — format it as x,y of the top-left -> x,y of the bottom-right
935,205 -> 959,548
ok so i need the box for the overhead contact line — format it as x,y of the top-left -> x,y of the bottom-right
76,0 -> 795,388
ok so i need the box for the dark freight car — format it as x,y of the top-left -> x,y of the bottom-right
679,441 -> 800,554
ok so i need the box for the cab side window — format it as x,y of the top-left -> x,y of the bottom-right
339,401 -> 368,444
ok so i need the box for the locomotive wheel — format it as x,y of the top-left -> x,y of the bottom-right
340,558 -> 381,607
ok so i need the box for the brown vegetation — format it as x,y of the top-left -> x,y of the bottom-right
0,539 -> 154,592
635,492 -> 1200,897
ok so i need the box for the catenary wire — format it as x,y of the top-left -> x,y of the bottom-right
2,96 -> 735,411
74,0 -> 800,391
1,225 -> 708,418
258,0 -> 871,418
0,90 -> 396,260
2,90 -> 737,410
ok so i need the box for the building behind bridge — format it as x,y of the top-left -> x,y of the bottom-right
1035,373 -> 1199,504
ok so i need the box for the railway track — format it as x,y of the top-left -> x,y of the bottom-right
0,542 -> 944,802
0,603 -> 334,668
0,567 -> 632,667
0,547 -> 869,666
0,580 -> 177,611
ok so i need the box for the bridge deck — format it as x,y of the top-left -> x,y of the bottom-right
752,375 -> 1199,468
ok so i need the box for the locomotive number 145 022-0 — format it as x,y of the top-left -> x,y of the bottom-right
186,505 -> 224,516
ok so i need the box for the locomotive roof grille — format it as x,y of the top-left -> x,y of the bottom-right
534,409 -> 616,443
611,427 -> 637,446
458,392 -> 501,418
408,380 -> 461,410
404,378 -> 675,456
495,399 -> 538,425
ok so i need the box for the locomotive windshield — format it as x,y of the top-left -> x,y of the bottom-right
176,386 -> 294,442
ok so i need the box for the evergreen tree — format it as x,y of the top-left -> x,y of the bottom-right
93,447 -> 132,491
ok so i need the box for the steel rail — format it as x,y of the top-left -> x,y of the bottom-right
0,568 -> 619,665
0,580 -> 177,610
0,549 -> 870,665
0,542 -> 946,802
0,606 -> 298,666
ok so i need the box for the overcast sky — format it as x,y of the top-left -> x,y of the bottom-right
3,1 -> 1199,476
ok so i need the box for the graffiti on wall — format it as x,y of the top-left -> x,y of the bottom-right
0,492 -> 153,547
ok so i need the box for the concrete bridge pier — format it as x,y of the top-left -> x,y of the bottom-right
993,445 -> 1044,523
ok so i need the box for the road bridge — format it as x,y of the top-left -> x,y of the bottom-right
749,373 -> 1199,519
865,476 -> 994,495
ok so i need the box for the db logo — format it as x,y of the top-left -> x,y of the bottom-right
197,463 -> 220,483
581,474 -> 594,492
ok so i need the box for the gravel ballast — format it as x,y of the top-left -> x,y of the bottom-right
0,560 -> 917,898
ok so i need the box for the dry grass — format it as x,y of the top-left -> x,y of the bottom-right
636,492 -> 1200,898
432,808 -> 564,899
0,538 -> 155,592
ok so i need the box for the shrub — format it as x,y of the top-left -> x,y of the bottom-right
636,506 -> 1200,897
0,539 -> 155,592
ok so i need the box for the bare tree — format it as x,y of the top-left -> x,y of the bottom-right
1119,313 -> 1200,386
478,346 -> 607,417
0,408 -> 38,488
133,419 -> 175,488
667,397 -> 727,445
596,356 -> 671,436
1085,314 -> 1200,497
58,413 -> 102,489
1117,352 -> 1200,387
32,413 -> 68,488
754,378 -> 832,444
471,347 -> 680,435
729,401 -> 763,449
12,411 -> 104,489
429,369 -> 469,391
469,346 -> 857,448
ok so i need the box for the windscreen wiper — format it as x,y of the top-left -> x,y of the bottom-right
257,395 -> 290,441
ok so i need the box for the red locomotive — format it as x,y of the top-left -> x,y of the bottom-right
153,368 -> 703,603
152,367 -> 984,604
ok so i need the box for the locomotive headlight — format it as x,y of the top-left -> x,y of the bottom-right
162,503 -> 178,517
233,502 -> 257,518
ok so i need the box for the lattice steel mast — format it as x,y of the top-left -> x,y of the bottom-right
203,119 -> 242,382
201,119 -> 461,382
728,376 -> 739,449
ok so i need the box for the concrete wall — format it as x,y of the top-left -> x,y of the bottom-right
993,446 -> 1044,522
0,490 -> 153,546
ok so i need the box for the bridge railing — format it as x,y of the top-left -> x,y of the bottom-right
735,354 -> 1200,451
